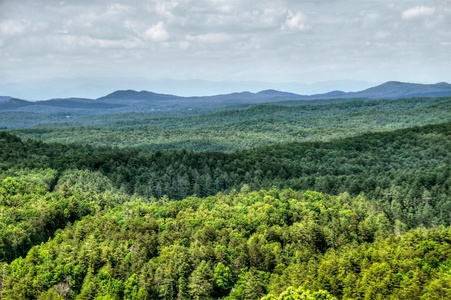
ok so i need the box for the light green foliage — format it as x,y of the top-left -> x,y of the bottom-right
1,189 -> 450,299
0,168 -> 128,263
213,262 -> 233,296
262,287 -> 337,300
189,261 -> 213,299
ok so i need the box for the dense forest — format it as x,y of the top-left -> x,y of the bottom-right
2,121 -> 450,227
7,96 -> 451,151
0,96 -> 450,299
1,188 -> 450,299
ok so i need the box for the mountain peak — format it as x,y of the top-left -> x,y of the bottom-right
256,89 -> 300,98
355,81 -> 451,99
434,82 -> 451,88
97,90 -> 177,101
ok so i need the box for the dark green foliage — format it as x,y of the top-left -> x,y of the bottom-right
1,122 -> 450,228
6,97 -> 451,151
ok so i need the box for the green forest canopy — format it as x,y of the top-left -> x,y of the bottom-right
6,96 -> 451,151
0,100 -> 450,299
2,189 -> 451,299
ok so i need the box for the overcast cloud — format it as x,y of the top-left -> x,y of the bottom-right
0,0 -> 450,99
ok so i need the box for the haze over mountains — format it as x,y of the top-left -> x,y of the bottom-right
1,81 -> 450,115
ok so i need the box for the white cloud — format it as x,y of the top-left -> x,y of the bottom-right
123,20 -> 141,34
154,1 -> 178,20
105,3 -> 135,15
186,33 -> 231,43
0,0 -> 449,96
374,31 -> 391,40
285,10 -> 308,31
144,21 -> 170,42
0,19 -> 28,36
402,6 -> 435,20
60,35 -> 142,50
360,11 -> 379,28
253,6 -> 287,28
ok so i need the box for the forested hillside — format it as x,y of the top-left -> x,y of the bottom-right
2,189 -> 451,299
0,116 -> 450,298
6,96 -> 451,151
2,121 -> 450,229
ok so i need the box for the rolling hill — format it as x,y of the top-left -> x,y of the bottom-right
1,81 -> 450,115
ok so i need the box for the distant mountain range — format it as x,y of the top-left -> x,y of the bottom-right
1,81 -> 450,114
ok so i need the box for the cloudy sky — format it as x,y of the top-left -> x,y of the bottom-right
0,0 -> 450,99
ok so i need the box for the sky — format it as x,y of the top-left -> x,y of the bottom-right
0,0 -> 450,99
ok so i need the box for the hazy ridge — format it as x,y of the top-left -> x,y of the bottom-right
1,81 -> 450,115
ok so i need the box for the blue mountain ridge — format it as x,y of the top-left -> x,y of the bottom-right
1,81 -> 450,114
